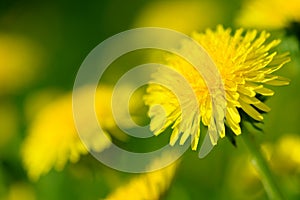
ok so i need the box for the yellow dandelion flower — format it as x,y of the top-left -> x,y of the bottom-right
21,86 -> 115,181
104,157 -> 179,200
236,0 -> 300,29
144,25 -> 290,154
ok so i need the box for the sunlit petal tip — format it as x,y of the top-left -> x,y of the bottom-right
220,128 -> 226,138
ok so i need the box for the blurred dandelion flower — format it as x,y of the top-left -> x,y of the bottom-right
0,34 -> 44,93
22,86 -> 117,181
145,25 -> 290,152
236,0 -> 300,29
133,0 -> 223,34
262,134 -> 300,173
104,157 -> 179,200
3,182 -> 36,200
227,134 -> 300,199
22,92 -> 88,181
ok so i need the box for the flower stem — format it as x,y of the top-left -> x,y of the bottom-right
241,128 -> 284,200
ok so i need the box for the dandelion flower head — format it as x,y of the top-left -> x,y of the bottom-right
22,86 -> 115,180
144,25 -> 290,153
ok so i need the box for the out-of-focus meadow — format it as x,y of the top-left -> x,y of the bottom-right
1,0 -> 300,199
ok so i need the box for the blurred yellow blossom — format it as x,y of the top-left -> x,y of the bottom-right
104,157 -> 180,200
21,86 -> 119,181
0,34 -> 44,93
22,92 -> 88,181
236,0 -> 300,29
133,0 -> 223,34
227,134 -> 300,199
144,25 -> 290,151
262,134 -> 300,173
1,183 -> 36,200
